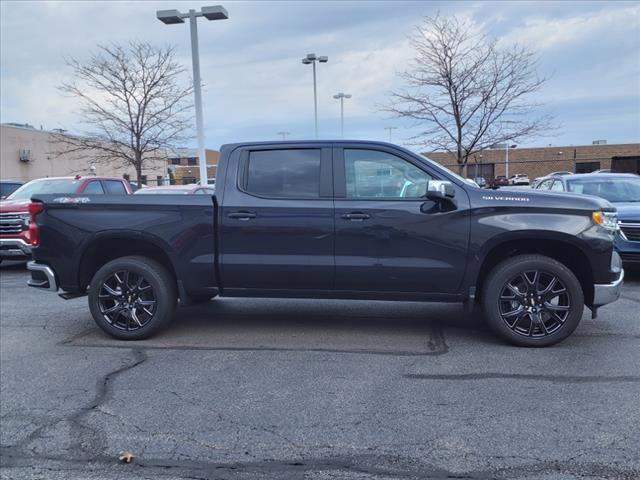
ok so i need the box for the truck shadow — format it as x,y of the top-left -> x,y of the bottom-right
112,298 -> 500,353
66,269 -> 640,353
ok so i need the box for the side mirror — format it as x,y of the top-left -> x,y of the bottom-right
425,180 -> 455,201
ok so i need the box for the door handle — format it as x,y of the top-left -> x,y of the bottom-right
228,211 -> 257,220
341,212 -> 370,221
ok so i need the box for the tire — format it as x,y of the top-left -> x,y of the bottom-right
482,254 -> 584,347
88,256 -> 176,340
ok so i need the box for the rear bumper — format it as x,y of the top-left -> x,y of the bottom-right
0,238 -> 31,259
27,261 -> 58,292
593,269 -> 624,307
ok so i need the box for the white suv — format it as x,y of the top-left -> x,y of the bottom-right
509,174 -> 530,185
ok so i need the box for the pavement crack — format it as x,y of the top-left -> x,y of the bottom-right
2,348 -> 148,466
403,372 -> 640,383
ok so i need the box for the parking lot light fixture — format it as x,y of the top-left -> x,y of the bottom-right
333,93 -> 352,138
301,53 -> 328,138
156,5 -> 229,185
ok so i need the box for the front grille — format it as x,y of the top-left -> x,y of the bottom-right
620,252 -> 640,264
0,213 -> 26,234
619,223 -> 640,242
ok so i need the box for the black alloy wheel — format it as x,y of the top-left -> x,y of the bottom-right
89,256 -> 176,340
498,270 -> 571,338
482,254 -> 584,347
98,270 -> 157,331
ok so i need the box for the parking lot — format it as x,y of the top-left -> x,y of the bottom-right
1,261 -> 639,479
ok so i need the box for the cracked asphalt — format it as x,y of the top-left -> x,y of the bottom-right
1,261 -> 639,479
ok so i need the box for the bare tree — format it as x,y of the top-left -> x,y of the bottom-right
386,15 -> 553,174
54,41 -> 193,183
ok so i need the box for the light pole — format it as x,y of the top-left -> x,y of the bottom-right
384,126 -> 397,142
505,144 -> 517,178
333,93 -> 351,138
301,53 -> 328,138
277,131 -> 290,140
156,6 -> 228,186
491,142 -> 517,178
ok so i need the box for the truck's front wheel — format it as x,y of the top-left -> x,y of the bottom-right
482,254 -> 584,347
88,256 -> 176,340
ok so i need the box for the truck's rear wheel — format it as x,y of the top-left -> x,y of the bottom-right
482,254 -> 584,347
88,256 -> 176,340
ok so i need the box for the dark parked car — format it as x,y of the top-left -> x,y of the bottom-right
534,173 -> 640,265
0,180 -> 23,199
489,176 -> 509,188
0,176 -> 131,262
27,141 -> 623,347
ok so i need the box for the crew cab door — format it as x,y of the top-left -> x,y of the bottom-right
333,145 -> 470,294
220,145 -> 334,291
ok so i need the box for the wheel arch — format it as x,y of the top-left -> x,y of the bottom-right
473,232 -> 595,306
78,232 -> 179,294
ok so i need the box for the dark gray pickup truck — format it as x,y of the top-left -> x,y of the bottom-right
27,141 -> 624,346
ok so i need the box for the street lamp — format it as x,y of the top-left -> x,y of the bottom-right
491,142 -> 517,178
333,92 -> 351,138
156,5 -> 229,186
384,126 -> 397,142
277,131 -> 290,140
301,53 -> 328,138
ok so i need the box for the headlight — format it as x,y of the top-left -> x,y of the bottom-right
19,213 -> 30,227
592,210 -> 618,233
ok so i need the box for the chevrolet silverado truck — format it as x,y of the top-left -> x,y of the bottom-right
0,176 -> 132,262
26,141 -> 624,346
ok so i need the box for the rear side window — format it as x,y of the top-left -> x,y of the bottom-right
245,149 -> 321,198
83,181 -> 104,194
103,180 -> 128,195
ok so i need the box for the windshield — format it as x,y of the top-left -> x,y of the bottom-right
566,177 -> 640,202
135,189 -> 191,195
6,179 -> 81,200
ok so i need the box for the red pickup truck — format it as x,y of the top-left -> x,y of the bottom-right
0,176 -> 132,262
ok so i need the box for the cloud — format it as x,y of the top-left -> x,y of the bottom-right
1,1 -> 638,147
498,4 -> 640,50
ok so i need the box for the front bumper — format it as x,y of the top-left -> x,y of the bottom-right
593,268 -> 624,307
0,238 -> 32,258
27,261 -> 58,292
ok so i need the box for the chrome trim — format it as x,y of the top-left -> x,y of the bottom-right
618,221 -> 640,242
593,269 -> 624,307
27,261 -> 58,292
0,238 -> 32,256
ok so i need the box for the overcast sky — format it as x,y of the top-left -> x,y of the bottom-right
1,0 -> 638,150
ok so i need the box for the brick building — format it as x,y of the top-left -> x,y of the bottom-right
427,142 -> 640,181
167,148 -> 219,185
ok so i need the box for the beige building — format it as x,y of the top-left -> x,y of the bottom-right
0,123 -> 166,184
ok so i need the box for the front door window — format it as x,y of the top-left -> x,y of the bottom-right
344,149 -> 431,199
